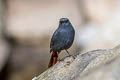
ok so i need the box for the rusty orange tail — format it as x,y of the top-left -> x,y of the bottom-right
48,51 -> 58,68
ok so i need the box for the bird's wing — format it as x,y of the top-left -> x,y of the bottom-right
50,30 -> 59,50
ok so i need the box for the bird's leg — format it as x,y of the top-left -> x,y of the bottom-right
65,49 -> 75,59
65,49 -> 71,56
57,51 -> 62,61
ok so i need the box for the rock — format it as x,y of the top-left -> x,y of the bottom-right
77,57 -> 120,80
32,44 -> 120,80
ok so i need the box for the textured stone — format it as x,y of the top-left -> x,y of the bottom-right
33,44 -> 120,80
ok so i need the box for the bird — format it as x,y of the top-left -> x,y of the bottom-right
48,18 -> 75,68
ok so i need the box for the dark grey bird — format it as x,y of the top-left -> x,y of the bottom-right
48,18 -> 75,67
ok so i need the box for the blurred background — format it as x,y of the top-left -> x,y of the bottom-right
0,0 -> 120,80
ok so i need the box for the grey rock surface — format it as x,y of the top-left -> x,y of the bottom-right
33,44 -> 120,80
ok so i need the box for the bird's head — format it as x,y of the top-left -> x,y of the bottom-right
59,18 -> 70,25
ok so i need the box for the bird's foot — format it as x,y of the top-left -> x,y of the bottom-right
57,58 -> 62,62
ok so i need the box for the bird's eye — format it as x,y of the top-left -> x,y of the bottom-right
60,21 -> 63,24
60,21 -> 64,24
60,20 -> 68,24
